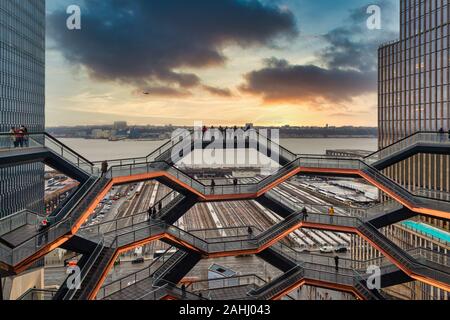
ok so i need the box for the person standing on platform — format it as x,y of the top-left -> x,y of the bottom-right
20,125 -> 28,147
233,178 -> 238,191
211,179 -> 215,194
16,126 -> 25,147
9,127 -> 17,148
101,160 -> 109,176
334,255 -> 340,272
147,207 -> 152,222
301,207 -> 308,221
247,226 -> 253,238
328,206 -> 335,223
439,127 -> 445,142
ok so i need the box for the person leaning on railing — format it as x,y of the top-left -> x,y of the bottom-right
20,125 -> 29,147
439,128 -> 445,142
247,226 -> 253,238
301,207 -> 308,221
15,126 -> 25,147
101,160 -> 108,176
38,218 -> 50,246
148,206 -> 154,220
328,206 -> 335,223
9,126 -> 17,148
210,179 -> 215,194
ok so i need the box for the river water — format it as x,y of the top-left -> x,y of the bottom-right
60,138 -> 378,162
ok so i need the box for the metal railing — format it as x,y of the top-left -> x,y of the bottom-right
91,129 -> 191,167
0,132 -> 98,175
76,214 -> 450,300
17,288 -> 57,300
2,131 -> 450,208
186,274 -> 267,293
250,265 -> 304,300
2,130 -> 450,272
0,209 -> 45,237
248,262 -> 382,300
153,192 -> 184,220
97,246 -> 174,299
364,132 -> 450,165
62,236 -> 105,300
78,207 -> 450,285
0,177 -> 108,267
152,250 -> 187,282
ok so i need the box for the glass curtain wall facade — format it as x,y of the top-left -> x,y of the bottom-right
379,0 -> 449,205
353,0 -> 449,300
0,0 -> 45,218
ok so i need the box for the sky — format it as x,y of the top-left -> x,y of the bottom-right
45,0 -> 400,127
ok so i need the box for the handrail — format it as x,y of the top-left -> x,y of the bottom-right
352,269 -> 382,300
17,288 -> 57,300
91,129 -> 192,165
80,190 -> 397,235
136,283 -> 169,300
186,274 -> 267,290
361,163 -> 414,198
153,192 -> 184,220
152,250 -> 187,281
62,236 -> 105,300
3,131 -> 449,203
106,160 -> 206,186
249,262 -> 382,300
0,176 -> 106,267
0,209 -> 46,237
81,209 -> 450,280
44,132 -> 94,165
0,131 -> 94,165
49,176 -> 97,221
364,131 -> 445,160
2,130 -> 450,270
140,280 -> 205,300
98,246 -> 174,299
254,129 -> 297,160
0,132 -> 97,176
1,130 -> 448,170
78,213 -> 450,300
249,264 -> 304,297
273,241 -> 446,272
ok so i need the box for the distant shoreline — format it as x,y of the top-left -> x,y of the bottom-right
56,136 -> 377,141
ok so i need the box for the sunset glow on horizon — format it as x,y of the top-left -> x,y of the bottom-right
46,0 -> 399,127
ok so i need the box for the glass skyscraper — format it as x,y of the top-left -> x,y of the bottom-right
0,0 -> 46,217
353,0 -> 449,300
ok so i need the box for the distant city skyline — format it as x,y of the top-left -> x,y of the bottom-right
46,123 -> 378,129
45,0 -> 399,127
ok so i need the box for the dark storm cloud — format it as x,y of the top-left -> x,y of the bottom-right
48,0 -> 298,92
202,85 -> 233,97
241,1 -> 397,104
241,58 -> 376,104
